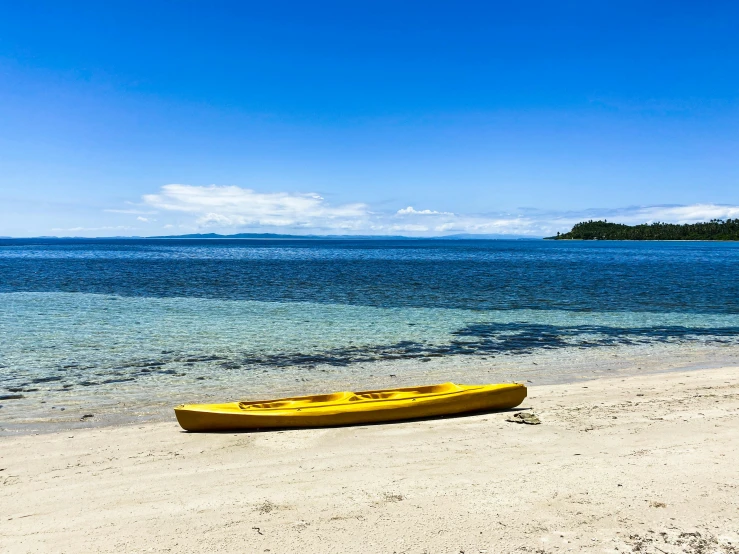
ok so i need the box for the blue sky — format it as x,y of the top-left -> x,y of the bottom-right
1,1 -> 738,237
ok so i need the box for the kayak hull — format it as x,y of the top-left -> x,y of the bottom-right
174,382 -> 527,431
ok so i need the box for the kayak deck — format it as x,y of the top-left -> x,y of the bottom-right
174,382 -> 527,431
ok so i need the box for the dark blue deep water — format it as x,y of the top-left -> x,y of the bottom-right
2,238 -> 739,313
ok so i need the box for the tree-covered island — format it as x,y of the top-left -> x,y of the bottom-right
547,219 -> 739,240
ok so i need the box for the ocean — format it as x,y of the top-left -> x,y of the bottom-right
2,238 -> 738,433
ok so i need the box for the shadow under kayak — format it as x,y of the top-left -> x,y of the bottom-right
174,382 -> 527,431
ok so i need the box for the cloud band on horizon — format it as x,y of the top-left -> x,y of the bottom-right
128,184 -> 739,237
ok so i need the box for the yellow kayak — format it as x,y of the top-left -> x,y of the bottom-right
174,382 -> 526,431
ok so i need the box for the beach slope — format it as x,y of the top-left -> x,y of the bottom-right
2,367 -> 738,553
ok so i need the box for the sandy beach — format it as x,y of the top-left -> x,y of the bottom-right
2,366 -> 738,553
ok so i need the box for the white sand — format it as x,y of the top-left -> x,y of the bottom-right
2,366 -> 738,553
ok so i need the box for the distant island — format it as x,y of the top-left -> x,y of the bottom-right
548,219 -> 739,240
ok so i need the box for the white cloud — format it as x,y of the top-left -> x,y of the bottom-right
396,206 -> 453,215
143,184 -> 368,229
388,224 -> 430,232
615,204 -> 739,224
104,209 -> 158,215
137,216 -> 155,222
430,216 -> 536,234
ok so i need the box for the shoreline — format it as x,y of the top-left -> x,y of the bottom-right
2,364 -> 737,553
3,342 -> 739,436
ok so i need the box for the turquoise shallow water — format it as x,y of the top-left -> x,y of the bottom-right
1,238 -> 738,432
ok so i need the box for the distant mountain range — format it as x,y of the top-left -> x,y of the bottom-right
149,232 -> 541,240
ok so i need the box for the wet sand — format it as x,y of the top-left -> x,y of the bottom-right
2,366 -> 738,553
